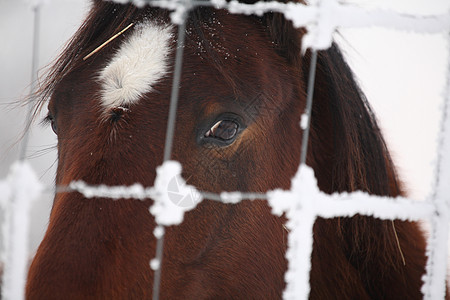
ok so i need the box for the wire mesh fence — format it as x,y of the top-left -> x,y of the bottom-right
1,0 -> 450,299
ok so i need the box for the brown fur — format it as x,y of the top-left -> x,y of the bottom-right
26,1 -> 440,299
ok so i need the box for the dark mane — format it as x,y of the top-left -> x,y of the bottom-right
306,45 -> 428,297
311,44 -> 402,195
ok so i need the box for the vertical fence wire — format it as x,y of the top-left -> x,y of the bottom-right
162,20 -> 188,162
19,5 -> 41,161
423,31 -> 450,300
300,50 -> 318,166
290,50 -> 318,300
153,8 -> 188,300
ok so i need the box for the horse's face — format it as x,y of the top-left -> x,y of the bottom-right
29,4 -> 430,299
28,7 -> 305,298
51,9 -> 304,196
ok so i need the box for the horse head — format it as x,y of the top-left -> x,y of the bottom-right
27,1 -> 429,299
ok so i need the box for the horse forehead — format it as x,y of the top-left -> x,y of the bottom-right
98,22 -> 174,110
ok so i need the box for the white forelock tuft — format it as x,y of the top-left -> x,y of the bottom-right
99,22 -> 173,110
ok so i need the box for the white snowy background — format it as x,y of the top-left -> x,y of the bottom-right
0,0 -> 449,274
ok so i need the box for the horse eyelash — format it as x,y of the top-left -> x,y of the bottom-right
40,115 -> 53,128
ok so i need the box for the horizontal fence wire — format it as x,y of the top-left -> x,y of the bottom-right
1,0 -> 450,299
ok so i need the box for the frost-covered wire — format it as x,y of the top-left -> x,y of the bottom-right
4,0 -> 450,299
422,32 -> 450,300
153,1 -> 190,297
1,160 -> 447,299
19,5 -> 41,161
111,0 -> 450,50
0,162 -> 43,300
300,50 -> 318,165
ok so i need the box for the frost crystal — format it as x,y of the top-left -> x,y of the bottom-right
220,192 -> 243,204
268,165 -> 318,300
153,226 -> 165,239
150,258 -> 161,270
300,114 -> 309,130
149,160 -> 203,226
1,162 -> 43,300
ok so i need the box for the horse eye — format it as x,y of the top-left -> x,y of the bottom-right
205,120 -> 238,141
45,114 -> 57,135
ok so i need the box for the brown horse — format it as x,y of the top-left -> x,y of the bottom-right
27,0 -> 432,299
